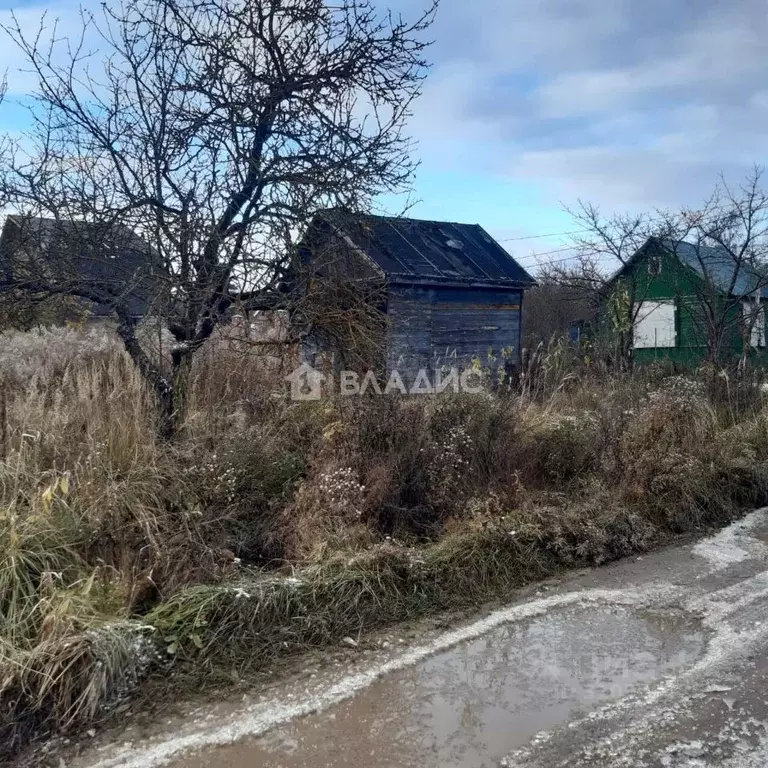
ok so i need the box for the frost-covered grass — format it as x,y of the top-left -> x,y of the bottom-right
146,503 -> 658,670
3,328 -> 768,758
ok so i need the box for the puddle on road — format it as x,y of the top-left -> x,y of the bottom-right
178,605 -> 705,768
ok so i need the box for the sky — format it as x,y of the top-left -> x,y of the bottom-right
1,0 -> 767,273
382,0 -> 768,270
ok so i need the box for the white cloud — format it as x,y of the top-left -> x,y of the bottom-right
3,0 -> 768,221
397,0 -> 768,214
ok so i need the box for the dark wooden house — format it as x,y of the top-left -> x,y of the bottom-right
298,210 -> 536,380
0,215 -> 163,321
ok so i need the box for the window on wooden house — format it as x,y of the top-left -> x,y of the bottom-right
743,300 -> 765,347
633,300 -> 676,348
648,253 -> 662,277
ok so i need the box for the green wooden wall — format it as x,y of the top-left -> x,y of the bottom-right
613,246 -> 766,366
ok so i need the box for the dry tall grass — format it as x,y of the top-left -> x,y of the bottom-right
2,326 -> 768,759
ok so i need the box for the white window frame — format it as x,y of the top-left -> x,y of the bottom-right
743,299 -> 765,348
633,300 -> 676,349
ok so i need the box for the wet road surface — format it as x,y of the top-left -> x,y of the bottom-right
73,509 -> 768,768
180,607 -> 704,768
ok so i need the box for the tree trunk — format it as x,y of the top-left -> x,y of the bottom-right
706,327 -> 726,369
116,317 -> 183,439
615,330 -> 633,372
165,347 -> 194,438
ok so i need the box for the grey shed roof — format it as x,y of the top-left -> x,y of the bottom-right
312,210 -> 536,287
0,216 -> 163,316
661,239 -> 768,298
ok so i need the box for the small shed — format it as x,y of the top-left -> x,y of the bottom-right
298,210 -> 536,381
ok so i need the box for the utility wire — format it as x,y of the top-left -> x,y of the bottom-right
506,202 -> 743,270
516,245 -> 578,264
499,201 -> 738,248
498,227 -> 593,243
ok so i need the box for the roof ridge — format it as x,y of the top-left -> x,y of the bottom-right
318,208 -> 478,229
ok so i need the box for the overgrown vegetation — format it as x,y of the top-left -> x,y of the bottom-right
2,327 -> 768,760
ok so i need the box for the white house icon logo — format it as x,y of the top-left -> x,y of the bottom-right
285,362 -> 327,401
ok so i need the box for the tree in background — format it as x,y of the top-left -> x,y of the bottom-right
671,169 -> 768,368
522,272 -> 597,346
539,203 -> 680,367
0,0 -> 436,434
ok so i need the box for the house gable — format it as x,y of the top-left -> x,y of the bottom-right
609,237 -> 768,364
298,211 -> 535,375
0,216 -> 163,318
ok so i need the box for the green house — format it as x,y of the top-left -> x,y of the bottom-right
606,237 -> 768,366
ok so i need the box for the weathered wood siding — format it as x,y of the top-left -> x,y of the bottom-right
386,284 -> 522,379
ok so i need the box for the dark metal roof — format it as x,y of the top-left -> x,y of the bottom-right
662,239 -> 768,299
608,237 -> 768,298
314,210 -> 536,287
0,216 -> 164,316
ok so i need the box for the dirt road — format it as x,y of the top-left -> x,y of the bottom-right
72,509 -> 768,767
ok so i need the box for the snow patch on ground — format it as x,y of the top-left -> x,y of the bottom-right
692,508 -> 768,570
717,734 -> 768,768
503,565 -> 768,766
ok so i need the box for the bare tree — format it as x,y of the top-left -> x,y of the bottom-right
0,0 -> 436,434
521,272 -> 596,345
670,169 -> 768,367
544,203 -> 680,367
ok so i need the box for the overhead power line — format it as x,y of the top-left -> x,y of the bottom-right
506,201 -> 748,271
498,201 -> 740,249
515,245 -> 577,264
498,228 -> 592,244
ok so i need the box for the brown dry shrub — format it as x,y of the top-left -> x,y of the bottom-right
529,497 -> 659,565
511,407 -> 601,488
614,377 -> 753,530
186,324 -> 297,440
